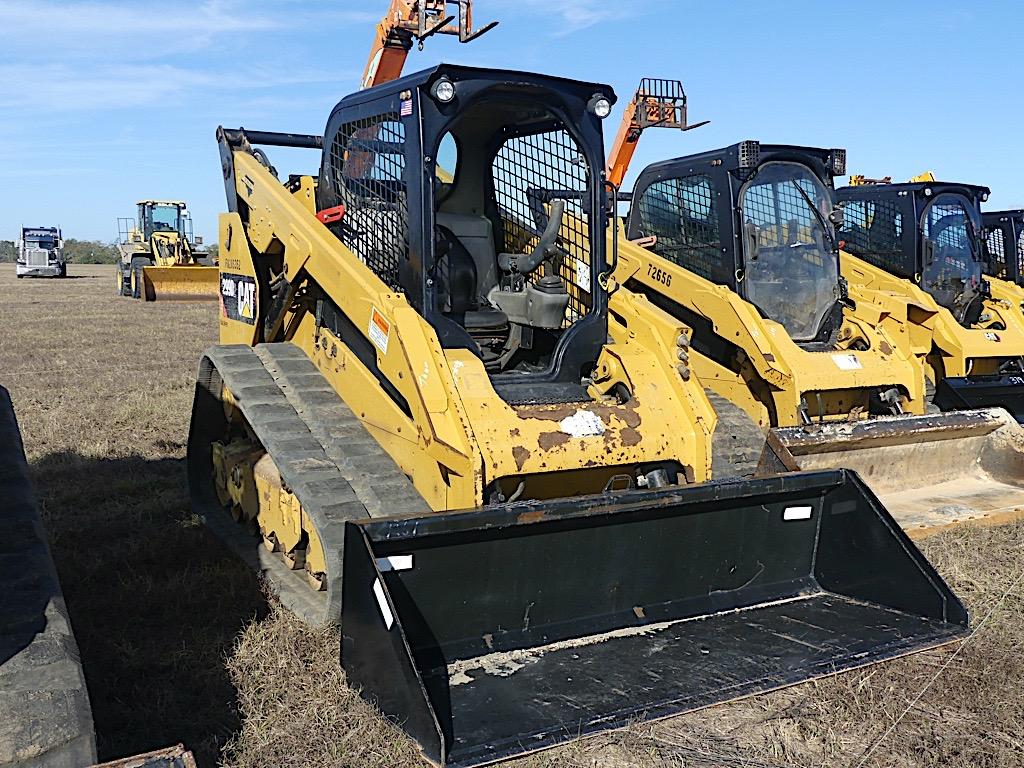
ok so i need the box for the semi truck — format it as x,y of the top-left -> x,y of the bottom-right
15,226 -> 66,278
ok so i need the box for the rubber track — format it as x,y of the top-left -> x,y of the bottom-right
0,386 -> 96,768
189,344 -> 427,626
707,391 -> 766,481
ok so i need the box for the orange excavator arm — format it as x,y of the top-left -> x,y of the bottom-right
361,0 -> 498,89
606,78 -> 708,188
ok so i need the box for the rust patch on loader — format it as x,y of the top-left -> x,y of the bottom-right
512,445 -> 531,471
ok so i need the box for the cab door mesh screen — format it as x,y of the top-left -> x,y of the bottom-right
984,226 -> 1007,279
1017,229 -> 1024,283
636,175 -> 721,280
839,199 -> 904,272
329,113 -> 407,291
492,127 -> 592,323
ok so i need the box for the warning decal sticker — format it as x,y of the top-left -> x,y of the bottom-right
369,306 -> 391,355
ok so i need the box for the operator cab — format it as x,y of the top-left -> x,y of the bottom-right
627,141 -> 848,347
982,209 -> 1024,287
318,65 -> 616,401
837,182 -> 989,327
136,200 -> 190,240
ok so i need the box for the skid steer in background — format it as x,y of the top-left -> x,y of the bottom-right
116,200 -> 217,301
186,64 -> 967,766
982,208 -> 1024,298
837,178 -> 1024,417
613,140 -> 1024,535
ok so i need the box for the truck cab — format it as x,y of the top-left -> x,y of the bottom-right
16,227 -> 66,278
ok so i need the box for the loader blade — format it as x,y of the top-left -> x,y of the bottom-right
933,374 -> 1024,423
141,265 -> 219,302
760,409 -> 1024,537
341,471 -> 966,768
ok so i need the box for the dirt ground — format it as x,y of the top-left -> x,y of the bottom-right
3,264 -> 1023,767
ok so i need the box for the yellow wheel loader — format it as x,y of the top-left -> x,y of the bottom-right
837,179 -> 1024,416
116,200 -> 218,301
185,64 -> 968,766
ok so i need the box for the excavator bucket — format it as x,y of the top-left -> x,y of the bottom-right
140,265 -> 219,302
933,374 -> 1024,423
761,409 -> 1024,538
342,471 -> 967,767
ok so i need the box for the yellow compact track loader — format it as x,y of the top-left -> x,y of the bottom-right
601,122 -> 1024,536
186,64 -> 968,766
116,200 -> 218,301
837,179 -> 1024,417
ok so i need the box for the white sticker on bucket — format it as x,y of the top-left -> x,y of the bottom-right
832,354 -> 862,370
784,506 -> 814,521
558,409 -> 605,438
376,555 -> 414,572
373,578 -> 394,630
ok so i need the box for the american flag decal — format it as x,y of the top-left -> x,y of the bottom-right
400,99 -> 413,116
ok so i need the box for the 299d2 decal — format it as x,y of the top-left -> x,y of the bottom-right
220,273 -> 257,324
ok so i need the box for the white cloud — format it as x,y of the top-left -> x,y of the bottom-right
505,0 -> 638,35
0,0 -> 277,41
0,63 -> 344,111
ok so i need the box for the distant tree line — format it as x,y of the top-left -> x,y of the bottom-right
0,238 -> 215,263
0,239 -> 120,264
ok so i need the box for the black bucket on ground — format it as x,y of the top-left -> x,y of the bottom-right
934,374 -> 1024,422
341,470 -> 968,768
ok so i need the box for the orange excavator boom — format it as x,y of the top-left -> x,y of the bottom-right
361,0 -> 498,89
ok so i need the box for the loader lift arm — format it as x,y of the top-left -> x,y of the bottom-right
606,78 -> 707,187
362,0 -> 497,89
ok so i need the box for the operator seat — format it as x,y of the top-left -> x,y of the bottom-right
435,225 -> 507,331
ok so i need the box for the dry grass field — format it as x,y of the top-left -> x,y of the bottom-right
2,263 -> 1023,767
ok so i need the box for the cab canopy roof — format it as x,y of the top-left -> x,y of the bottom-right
328,62 -> 616,114
636,142 -> 846,182
137,200 -> 187,208
837,180 -> 990,202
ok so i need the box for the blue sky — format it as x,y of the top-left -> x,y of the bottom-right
1,0 -> 1020,242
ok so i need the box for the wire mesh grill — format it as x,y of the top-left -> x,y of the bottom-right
329,112 -> 408,291
743,176 -> 820,247
1016,229 -> 1024,282
984,225 -> 1007,279
925,202 -> 972,251
636,175 -> 721,280
492,127 -> 592,322
838,199 -> 904,272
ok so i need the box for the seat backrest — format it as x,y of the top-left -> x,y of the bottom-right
437,213 -> 498,302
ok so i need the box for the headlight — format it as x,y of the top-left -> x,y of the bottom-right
588,94 -> 612,119
431,78 -> 456,104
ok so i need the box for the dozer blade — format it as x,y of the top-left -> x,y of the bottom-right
140,265 -> 219,302
934,374 -> 1024,423
761,409 -> 1024,538
341,471 -> 966,767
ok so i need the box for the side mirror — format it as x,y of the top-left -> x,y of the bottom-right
828,205 -> 845,229
195,236 -> 204,245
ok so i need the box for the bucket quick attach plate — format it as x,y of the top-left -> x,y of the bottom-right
934,374 -> 1024,422
341,470 -> 967,767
